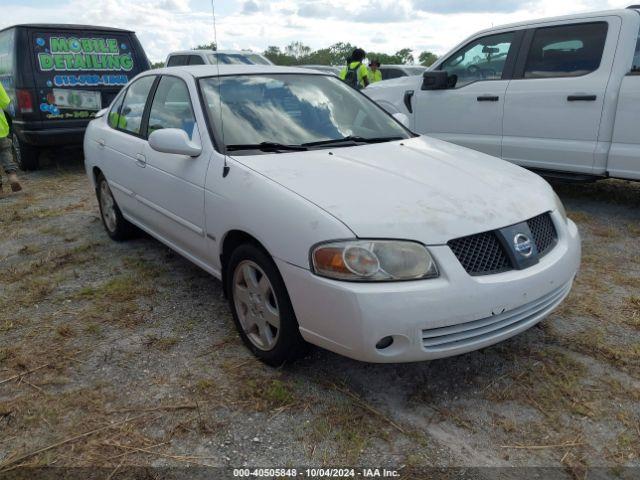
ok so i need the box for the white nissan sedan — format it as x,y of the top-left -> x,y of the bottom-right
84,65 -> 581,365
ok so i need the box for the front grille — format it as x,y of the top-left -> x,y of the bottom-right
448,212 -> 558,276
448,232 -> 511,276
527,213 -> 557,257
421,281 -> 572,352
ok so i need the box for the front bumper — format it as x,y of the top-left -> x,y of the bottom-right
277,212 -> 581,363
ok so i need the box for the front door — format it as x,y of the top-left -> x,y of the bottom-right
414,31 -> 521,158
502,19 -> 618,173
137,75 -> 210,261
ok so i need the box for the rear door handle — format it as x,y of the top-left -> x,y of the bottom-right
135,153 -> 146,168
567,95 -> 596,101
477,95 -> 499,102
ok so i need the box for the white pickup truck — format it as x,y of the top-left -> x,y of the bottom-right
366,7 -> 640,181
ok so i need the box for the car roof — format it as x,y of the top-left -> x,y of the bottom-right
153,65 -> 327,78
474,8 -> 639,34
1,24 -> 133,33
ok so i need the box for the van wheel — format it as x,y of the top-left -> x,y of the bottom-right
226,243 -> 308,366
12,133 -> 40,171
96,173 -> 136,241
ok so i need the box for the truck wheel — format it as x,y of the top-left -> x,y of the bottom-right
227,243 -> 308,366
96,173 -> 136,241
12,133 -> 40,171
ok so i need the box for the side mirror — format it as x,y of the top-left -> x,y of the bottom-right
148,128 -> 202,157
392,112 -> 410,128
421,70 -> 454,90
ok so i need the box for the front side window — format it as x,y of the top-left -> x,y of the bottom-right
167,55 -> 188,67
199,74 -> 410,152
382,68 -> 405,80
147,76 -> 196,139
118,76 -> 155,135
441,32 -> 515,87
524,22 -> 608,78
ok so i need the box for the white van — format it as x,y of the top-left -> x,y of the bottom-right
165,50 -> 273,67
366,7 -> 640,181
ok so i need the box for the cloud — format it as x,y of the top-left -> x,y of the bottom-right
157,0 -> 190,12
412,0 -> 530,14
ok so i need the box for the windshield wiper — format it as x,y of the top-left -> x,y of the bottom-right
302,136 -> 405,148
226,142 -> 308,153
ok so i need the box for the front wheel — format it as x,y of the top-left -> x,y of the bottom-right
12,133 -> 40,171
226,243 -> 308,366
96,173 -> 136,241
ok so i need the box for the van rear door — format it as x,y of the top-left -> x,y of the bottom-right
28,28 -> 149,129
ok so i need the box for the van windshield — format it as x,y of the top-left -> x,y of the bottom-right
199,74 -> 411,153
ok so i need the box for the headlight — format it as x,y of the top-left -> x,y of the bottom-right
311,240 -> 439,281
553,192 -> 568,223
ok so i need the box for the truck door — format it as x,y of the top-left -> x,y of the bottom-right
608,29 -> 640,180
414,31 -> 522,158
502,18 -> 620,174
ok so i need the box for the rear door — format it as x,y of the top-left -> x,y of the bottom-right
502,18 -> 619,173
28,28 -> 150,130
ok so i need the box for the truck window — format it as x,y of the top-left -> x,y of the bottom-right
381,68 -> 405,80
167,55 -> 188,67
524,22 -> 608,78
188,55 -> 205,65
440,32 -> 515,87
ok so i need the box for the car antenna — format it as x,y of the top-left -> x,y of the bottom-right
210,0 -> 230,177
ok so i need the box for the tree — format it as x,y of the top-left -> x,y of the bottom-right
284,41 -> 312,61
395,48 -> 414,65
419,51 -> 439,67
193,42 -> 217,51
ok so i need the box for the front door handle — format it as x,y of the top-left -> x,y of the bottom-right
97,139 -> 106,148
567,95 -> 597,101
477,95 -> 499,102
403,90 -> 415,113
135,153 -> 146,168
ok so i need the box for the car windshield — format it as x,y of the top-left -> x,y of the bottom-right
199,74 -> 411,152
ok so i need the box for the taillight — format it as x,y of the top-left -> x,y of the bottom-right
16,89 -> 33,114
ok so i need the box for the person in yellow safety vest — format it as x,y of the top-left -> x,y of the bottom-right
368,59 -> 383,83
0,82 -> 22,194
339,48 -> 369,89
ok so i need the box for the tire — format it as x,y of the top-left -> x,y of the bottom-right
95,173 -> 136,241
226,243 -> 308,366
12,133 -> 40,171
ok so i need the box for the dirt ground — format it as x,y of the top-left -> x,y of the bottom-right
0,149 -> 639,479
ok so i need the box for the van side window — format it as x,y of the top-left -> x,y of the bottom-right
188,55 -> 205,65
167,55 -> 188,67
118,76 -> 155,135
524,22 -> 608,78
0,28 -> 15,78
147,76 -> 196,139
440,32 -> 515,87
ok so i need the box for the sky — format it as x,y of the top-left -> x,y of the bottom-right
0,0 -> 633,63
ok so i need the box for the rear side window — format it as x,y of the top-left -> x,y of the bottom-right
118,76 -> 155,135
147,76 -> 196,139
632,30 -> 640,73
167,55 -> 188,67
108,92 -> 126,129
524,22 -> 608,78
188,55 -> 205,65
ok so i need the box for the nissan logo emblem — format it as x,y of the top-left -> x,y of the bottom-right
513,233 -> 534,258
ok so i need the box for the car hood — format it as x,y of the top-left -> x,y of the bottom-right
231,136 -> 556,244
